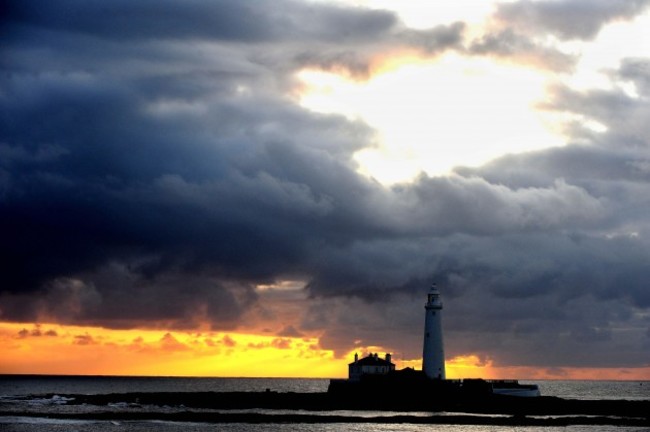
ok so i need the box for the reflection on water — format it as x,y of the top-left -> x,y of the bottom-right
2,418 -> 648,432
533,380 -> 649,400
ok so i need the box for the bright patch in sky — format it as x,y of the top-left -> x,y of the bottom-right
348,0 -> 497,28
0,322 -> 341,377
297,54 -> 563,184
256,279 -> 306,291
4,322 -> 648,379
566,12 -> 650,93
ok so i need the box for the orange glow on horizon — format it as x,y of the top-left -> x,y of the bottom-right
387,354 -> 650,381
2,322 -> 649,380
0,322 -> 344,378
443,354 -> 650,381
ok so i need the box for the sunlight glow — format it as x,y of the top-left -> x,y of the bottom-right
445,355 -> 494,379
401,354 -> 650,380
256,280 -> 306,292
2,322 -> 649,379
0,322 -> 343,378
297,54 -> 563,183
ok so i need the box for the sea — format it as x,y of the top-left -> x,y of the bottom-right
0,376 -> 648,432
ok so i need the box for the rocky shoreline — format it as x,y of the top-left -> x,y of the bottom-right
2,391 -> 649,427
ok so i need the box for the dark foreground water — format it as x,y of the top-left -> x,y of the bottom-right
1,376 -> 649,432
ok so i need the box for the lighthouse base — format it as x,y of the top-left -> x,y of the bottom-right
328,369 -> 540,405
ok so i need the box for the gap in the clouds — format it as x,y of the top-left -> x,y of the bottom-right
296,53 -> 565,185
558,10 -> 650,97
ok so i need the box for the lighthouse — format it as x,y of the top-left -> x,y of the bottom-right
422,283 -> 446,379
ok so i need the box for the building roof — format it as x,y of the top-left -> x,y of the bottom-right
349,354 -> 394,367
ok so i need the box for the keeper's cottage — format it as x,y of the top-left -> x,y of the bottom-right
348,352 -> 395,381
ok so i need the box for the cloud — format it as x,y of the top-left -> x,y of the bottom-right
73,333 -> 96,346
3,0 -> 396,43
493,0 -> 650,40
277,325 -> 304,338
221,335 -> 237,348
247,337 -> 293,350
291,21 -> 465,77
469,29 -> 576,71
271,338 -> 293,350
619,58 -> 650,95
160,332 -> 188,351
14,325 -> 58,339
303,231 -> 650,367
0,267 -> 257,330
1,0 -> 650,371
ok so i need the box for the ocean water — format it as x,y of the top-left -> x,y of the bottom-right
1,376 -> 648,432
1,375 -> 648,400
0,375 -> 330,397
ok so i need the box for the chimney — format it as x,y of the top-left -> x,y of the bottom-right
354,353 -> 358,363
385,353 -> 392,364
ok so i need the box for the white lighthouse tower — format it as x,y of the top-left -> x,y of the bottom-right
422,283 -> 446,380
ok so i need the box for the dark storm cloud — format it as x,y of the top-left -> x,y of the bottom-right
1,0 -> 650,370
494,0 -> 650,40
2,0 -> 396,43
1,0 -> 451,319
307,232 -> 650,367
0,268 -> 257,330
0,53 -> 470,305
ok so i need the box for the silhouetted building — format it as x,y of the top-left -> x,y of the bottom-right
348,352 -> 395,381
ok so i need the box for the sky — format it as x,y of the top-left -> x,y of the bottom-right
1,0 -> 650,380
